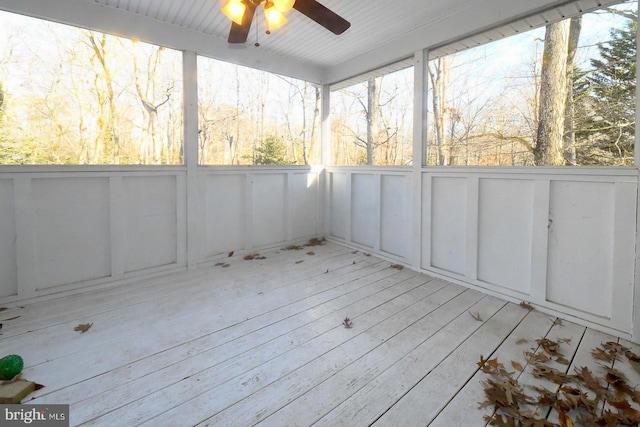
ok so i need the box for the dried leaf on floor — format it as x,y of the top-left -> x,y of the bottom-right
305,237 -> 326,246
352,261 -> 357,264
390,264 -> 403,270
295,260 -> 304,264
511,361 -> 523,371
536,337 -> 560,355
244,253 -> 266,260
364,253 -> 371,257
469,311 -> 483,322
342,317 -> 353,328
74,323 -> 93,333
285,245 -> 304,250
553,318 -> 564,326
306,251 -> 315,256
624,350 -> 640,375
519,301 -> 534,311
228,251 -> 234,257
515,338 -> 528,345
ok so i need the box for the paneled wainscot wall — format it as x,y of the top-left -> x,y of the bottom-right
0,167 -> 321,301
326,167 -> 638,338
0,166 -> 637,340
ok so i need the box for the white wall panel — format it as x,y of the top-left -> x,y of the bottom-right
204,174 -> 246,256
0,179 -> 17,297
477,178 -> 533,294
546,181 -> 615,318
123,175 -> 178,273
430,176 -> 467,275
380,175 -> 407,258
330,173 -> 349,240
351,174 -> 376,248
251,174 -> 286,247
32,177 -> 111,289
291,172 -> 319,239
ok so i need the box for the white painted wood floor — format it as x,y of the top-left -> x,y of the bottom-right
1,242 -> 638,426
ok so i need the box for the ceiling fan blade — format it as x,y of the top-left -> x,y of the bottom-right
293,0 -> 350,35
228,0 -> 257,44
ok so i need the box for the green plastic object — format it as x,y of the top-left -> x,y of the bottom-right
0,355 -> 24,380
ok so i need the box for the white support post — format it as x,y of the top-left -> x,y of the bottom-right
320,84 -> 331,237
183,50 -> 199,269
410,49 -> 428,270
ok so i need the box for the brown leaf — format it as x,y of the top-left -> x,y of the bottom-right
553,318 -> 564,326
305,237 -> 326,246
74,322 -> 93,333
306,251 -> 315,256
519,301 -> 534,311
469,311 -> 483,322
244,253 -> 266,260
352,261 -> 357,264
515,338 -> 528,345
625,350 -> 640,375
390,264 -> 404,270
556,356 -> 570,365
342,317 -> 353,328
295,260 -> 304,264
592,347 -> 617,363
228,251 -> 234,257
364,253 -> 371,257
285,245 -> 304,250
536,338 -> 559,355
602,341 -> 629,355
511,360 -> 523,371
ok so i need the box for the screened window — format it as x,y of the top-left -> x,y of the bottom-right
426,0 -> 637,166
0,11 -> 183,165
330,66 -> 414,166
197,56 -> 321,166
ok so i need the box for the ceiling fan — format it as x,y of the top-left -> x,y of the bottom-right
221,0 -> 351,44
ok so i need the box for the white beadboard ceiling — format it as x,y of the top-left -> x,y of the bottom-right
0,0 -> 612,84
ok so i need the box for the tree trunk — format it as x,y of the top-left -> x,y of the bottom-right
534,20 -> 571,166
428,57 -> 449,166
563,17 -> 581,165
366,78 -> 380,165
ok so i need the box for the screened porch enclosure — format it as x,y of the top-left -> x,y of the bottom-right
0,2 -> 639,423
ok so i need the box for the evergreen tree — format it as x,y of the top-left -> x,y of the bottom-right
253,135 -> 292,165
575,18 -> 636,165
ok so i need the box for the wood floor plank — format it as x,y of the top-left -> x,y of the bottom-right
221,289 -> 491,427
428,309 -> 554,427
62,269 -> 424,424
1,241 -> 634,427
338,301 -> 523,427
32,259 -> 400,405
79,274 -> 439,425
128,284 -> 472,426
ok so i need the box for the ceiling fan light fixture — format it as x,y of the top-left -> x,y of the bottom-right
221,0 -> 246,25
272,0 -> 295,13
264,1 -> 288,31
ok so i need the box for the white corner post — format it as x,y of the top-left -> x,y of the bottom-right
183,50 -> 200,269
320,83 -> 332,237
410,49 -> 428,270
